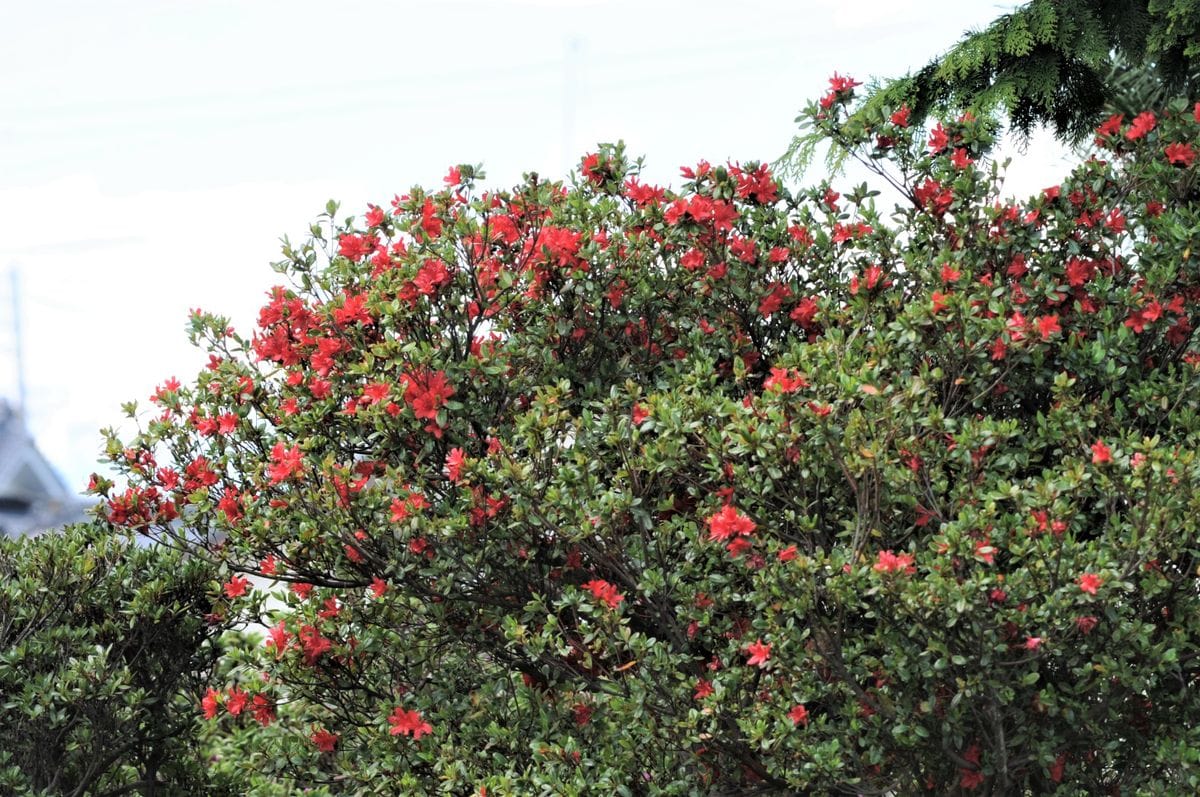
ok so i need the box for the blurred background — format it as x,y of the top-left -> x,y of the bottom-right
0,0 -> 1065,496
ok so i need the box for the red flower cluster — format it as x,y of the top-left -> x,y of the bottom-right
388,707 -> 432,739
582,578 -> 625,609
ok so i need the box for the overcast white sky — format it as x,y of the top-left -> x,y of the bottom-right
1,0 -> 1067,490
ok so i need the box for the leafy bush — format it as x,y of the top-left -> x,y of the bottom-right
0,524 -> 237,796
97,83 -> 1200,793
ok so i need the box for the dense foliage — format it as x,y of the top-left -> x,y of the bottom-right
780,0 -> 1200,166
94,81 -> 1200,794
0,524 -> 236,796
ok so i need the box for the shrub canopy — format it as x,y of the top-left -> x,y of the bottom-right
0,524 -> 235,796
97,84 -> 1200,794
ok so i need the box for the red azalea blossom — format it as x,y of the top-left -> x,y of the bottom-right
223,575 -> 250,599
582,578 -> 625,609
788,704 -> 810,726
745,639 -> 772,668
1126,111 -> 1157,140
225,688 -> 248,717
1076,615 -> 1099,634
632,403 -> 650,425
250,694 -> 275,727
388,707 -> 433,739
873,549 -> 915,575
312,728 -> 339,752
763,366 -> 808,393
265,621 -> 290,659
267,443 -> 304,483
960,745 -> 984,789
725,536 -> 753,558
1036,314 -> 1061,340
445,447 -> 466,483
694,679 -> 714,700
1165,141 -> 1196,167
706,505 -> 756,542
929,123 -> 950,153
201,688 -> 221,719
1078,573 -> 1103,595
1096,112 -> 1123,141
1050,753 -> 1067,782
1091,440 -> 1112,464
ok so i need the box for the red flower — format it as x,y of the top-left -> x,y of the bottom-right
265,620 -> 290,659
745,638 -> 772,668
582,578 -> 625,609
580,153 -> 604,185
873,549 -> 915,575
445,447 -> 466,483
694,679 -> 714,700
890,105 -> 911,127
223,575 -> 250,599
632,404 -> 650,425
788,704 -> 810,726
1126,111 -> 1157,140
706,505 -> 756,542
1076,615 -> 1098,634
1036,314 -> 1061,340
413,258 -> 452,297
572,703 -> 593,726
1078,573 -> 1103,595
790,296 -> 819,328
370,577 -> 388,598
959,745 -> 984,789
267,443 -> 304,483
218,489 -> 243,523
337,233 -> 373,261
201,688 -> 221,719
1095,112 -> 1123,141
250,694 -> 275,727
312,728 -> 339,752
1090,440 -> 1112,465
1024,636 -> 1043,650
950,148 -> 974,169
1165,141 -> 1196,167
778,545 -> 798,562
298,625 -> 332,664
725,536 -> 753,558
402,369 -> 455,422
827,72 -> 861,94
929,123 -> 950,153
332,291 -> 373,326
1049,752 -> 1067,782
225,688 -> 248,717
763,367 -> 808,393
388,707 -> 433,739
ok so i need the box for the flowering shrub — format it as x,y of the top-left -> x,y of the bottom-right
94,83 -> 1200,793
